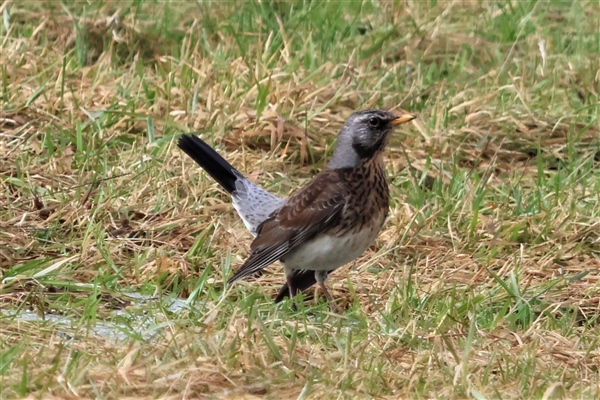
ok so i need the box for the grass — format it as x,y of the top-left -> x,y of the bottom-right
1,0 -> 599,398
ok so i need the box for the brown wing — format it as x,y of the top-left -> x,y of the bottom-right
227,169 -> 346,283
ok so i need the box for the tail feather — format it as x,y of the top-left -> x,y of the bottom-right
177,134 -> 239,194
274,269 -> 319,303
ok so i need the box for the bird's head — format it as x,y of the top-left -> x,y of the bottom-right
328,109 -> 416,169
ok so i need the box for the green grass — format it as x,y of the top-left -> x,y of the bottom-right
1,0 -> 599,398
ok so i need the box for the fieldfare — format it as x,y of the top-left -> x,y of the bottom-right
178,110 -> 416,311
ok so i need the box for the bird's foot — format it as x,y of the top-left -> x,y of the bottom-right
318,282 -> 341,313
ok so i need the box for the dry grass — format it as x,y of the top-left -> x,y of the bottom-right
1,1 -> 599,399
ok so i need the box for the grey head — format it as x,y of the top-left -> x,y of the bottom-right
328,109 -> 416,169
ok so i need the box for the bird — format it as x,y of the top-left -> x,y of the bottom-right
178,110 -> 416,311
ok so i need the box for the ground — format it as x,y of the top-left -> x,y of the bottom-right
1,1 -> 599,399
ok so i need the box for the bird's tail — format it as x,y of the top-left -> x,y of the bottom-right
274,270 -> 319,303
177,134 -> 239,194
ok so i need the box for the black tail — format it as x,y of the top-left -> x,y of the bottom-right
177,134 -> 240,194
274,269 -> 319,303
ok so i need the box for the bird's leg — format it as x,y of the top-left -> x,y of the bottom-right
285,267 -> 299,311
286,277 -> 298,299
315,271 -> 339,313
319,284 -> 339,313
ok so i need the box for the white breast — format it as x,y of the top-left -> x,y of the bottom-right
281,219 -> 384,271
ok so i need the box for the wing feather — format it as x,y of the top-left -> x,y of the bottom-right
227,170 -> 346,284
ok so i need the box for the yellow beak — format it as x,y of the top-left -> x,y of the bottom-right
390,113 -> 417,126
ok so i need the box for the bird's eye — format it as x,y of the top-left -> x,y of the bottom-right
368,117 -> 380,127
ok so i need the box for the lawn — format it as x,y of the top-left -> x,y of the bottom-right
1,1 -> 599,398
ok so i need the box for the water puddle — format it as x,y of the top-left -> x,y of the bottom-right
1,293 -> 189,343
